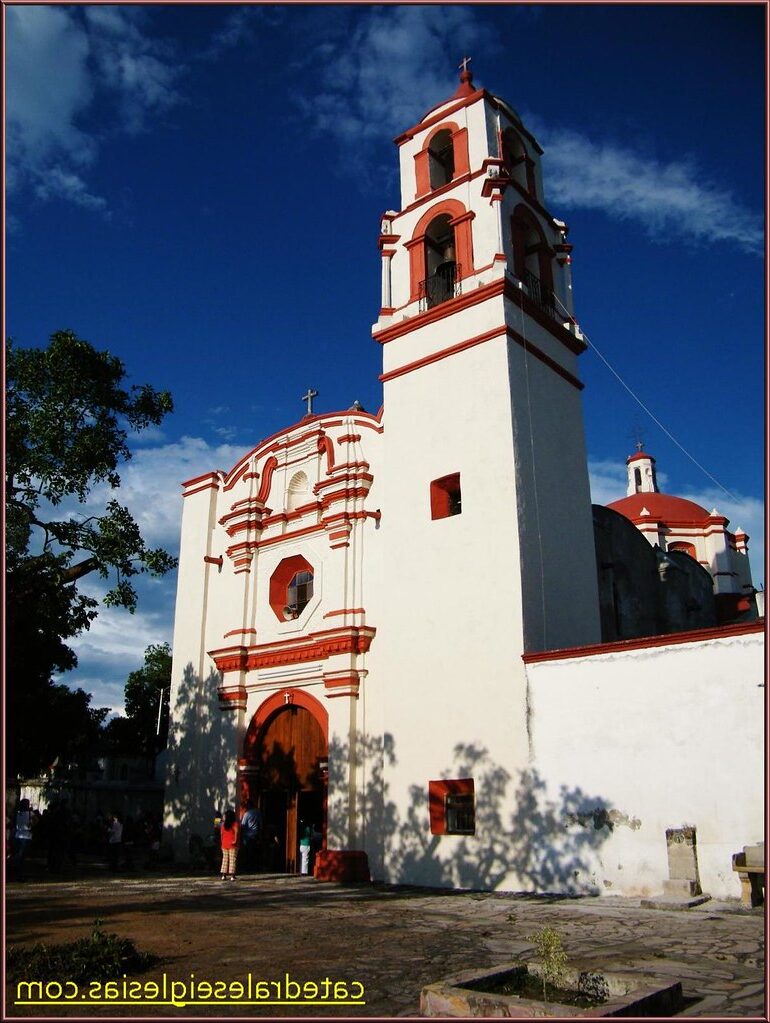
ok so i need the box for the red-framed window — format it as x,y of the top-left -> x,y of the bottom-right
429,778 -> 475,835
430,473 -> 462,520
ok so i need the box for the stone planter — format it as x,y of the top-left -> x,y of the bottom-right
420,962 -> 684,1017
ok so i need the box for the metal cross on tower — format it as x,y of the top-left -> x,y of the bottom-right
459,55 -> 472,74
302,388 -> 318,416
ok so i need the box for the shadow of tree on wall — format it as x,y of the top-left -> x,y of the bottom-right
162,662 -> 232,862
327,732 -> 614,894
164,679 -> 615,892
326,730 -> 399,882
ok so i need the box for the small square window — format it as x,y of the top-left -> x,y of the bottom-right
430,473 -> 461,520
445,793 -> 475,835
428,778 -> 475,835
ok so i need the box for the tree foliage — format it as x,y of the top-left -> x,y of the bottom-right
103,643 -> 172,756
6,330 -> 176,777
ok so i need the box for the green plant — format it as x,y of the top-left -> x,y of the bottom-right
6,920 -> 157,983
529,925 -> 568,1003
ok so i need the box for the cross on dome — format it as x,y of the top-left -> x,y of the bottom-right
454,56 -> 475,98
301,387 -> 318,416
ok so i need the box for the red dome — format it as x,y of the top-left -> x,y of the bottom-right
608,492 -> 714,525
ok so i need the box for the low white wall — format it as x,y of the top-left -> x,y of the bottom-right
525,627 -> 765,899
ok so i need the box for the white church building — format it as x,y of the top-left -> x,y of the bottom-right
164,67 -> 764,899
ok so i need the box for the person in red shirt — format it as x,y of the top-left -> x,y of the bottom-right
219,809 -> 240,881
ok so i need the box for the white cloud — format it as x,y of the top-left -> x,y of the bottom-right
295,7 -> 498,177
201,7 -> 266,60
7,7 -> 97,188
66,578 -> 175,713
83,435 -> 246,552
33,166 -> 108,213
7,6 -> 182,215
538,126 -> 763,255
83,6 -> 182,134
60,434 -> 245,709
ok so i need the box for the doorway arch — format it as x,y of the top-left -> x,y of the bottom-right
241,689 -> 328,873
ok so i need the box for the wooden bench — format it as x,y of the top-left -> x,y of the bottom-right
732,842 -> 764,907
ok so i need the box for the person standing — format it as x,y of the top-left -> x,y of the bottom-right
299,823 -> 312,875
107,812 -> 123,872
219,809 -> 240,882
239,801 -> 262,873
12,798 -> 33,881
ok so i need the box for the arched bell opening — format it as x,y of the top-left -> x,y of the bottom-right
502,127 -> 536,197
241,691 -> 328,874
428,128 -> 455,189
511,206 -> 556,317
422,213 -> 458,309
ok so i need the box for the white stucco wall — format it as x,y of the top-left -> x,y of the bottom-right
524,626 -> 765,899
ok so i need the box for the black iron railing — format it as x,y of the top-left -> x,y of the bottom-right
522,268 -> 558,321
419,262 -> 461,311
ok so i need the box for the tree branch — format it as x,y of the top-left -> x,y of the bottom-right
61,558 -> 101,583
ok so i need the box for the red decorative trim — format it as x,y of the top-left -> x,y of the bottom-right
374,274 -> 583,357
507,325 -> 584,390
395,89 -> 485,145
210,625 -> 377,674
522,619 -> 765,664
398,166 -> 487,221
261,501 -> 322,529
224,628 -> 257,638
504,278 -> 584,353
380,325 -> 504,381
379,322 -> 583,391
256,456 -> 278,502
221,413 -> 382,493
182,470 -> 221,489
323,672 -> 360,690
323,608 -> 366,618
337,433 -> 361,445
318,434 -> 335,474
378,233 -> 401,250
204,555 -> 223,567
254,523 -> 326,549
397,87 -> 541,153
218,690 -> 247,704
625,516 -> 729,533
183,481 -> 220,498
322,510 -> 380,525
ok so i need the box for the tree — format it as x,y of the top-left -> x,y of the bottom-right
6,330 -> 176,777
103,643 -> 172,756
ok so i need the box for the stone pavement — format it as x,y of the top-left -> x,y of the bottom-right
5,869 -> 765,1018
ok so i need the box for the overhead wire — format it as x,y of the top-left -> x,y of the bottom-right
550,291 -> 739,503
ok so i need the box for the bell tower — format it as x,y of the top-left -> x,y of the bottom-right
371,65 -> 601,886
374,64 -> 600,656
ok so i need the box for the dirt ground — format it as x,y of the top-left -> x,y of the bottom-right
5,864 -> 765,1019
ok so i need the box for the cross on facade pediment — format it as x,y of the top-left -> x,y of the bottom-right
302,388 -> 318,416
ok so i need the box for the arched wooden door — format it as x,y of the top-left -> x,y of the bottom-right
243,702 -> 327,873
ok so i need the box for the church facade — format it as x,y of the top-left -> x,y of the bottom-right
164,69 -> 763,898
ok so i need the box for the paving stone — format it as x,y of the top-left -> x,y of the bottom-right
5,868 -> 765,1017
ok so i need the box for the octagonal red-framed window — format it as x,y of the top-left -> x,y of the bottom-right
269,555 -> 315,622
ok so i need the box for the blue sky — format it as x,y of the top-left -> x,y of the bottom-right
7,4 -> 765,714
